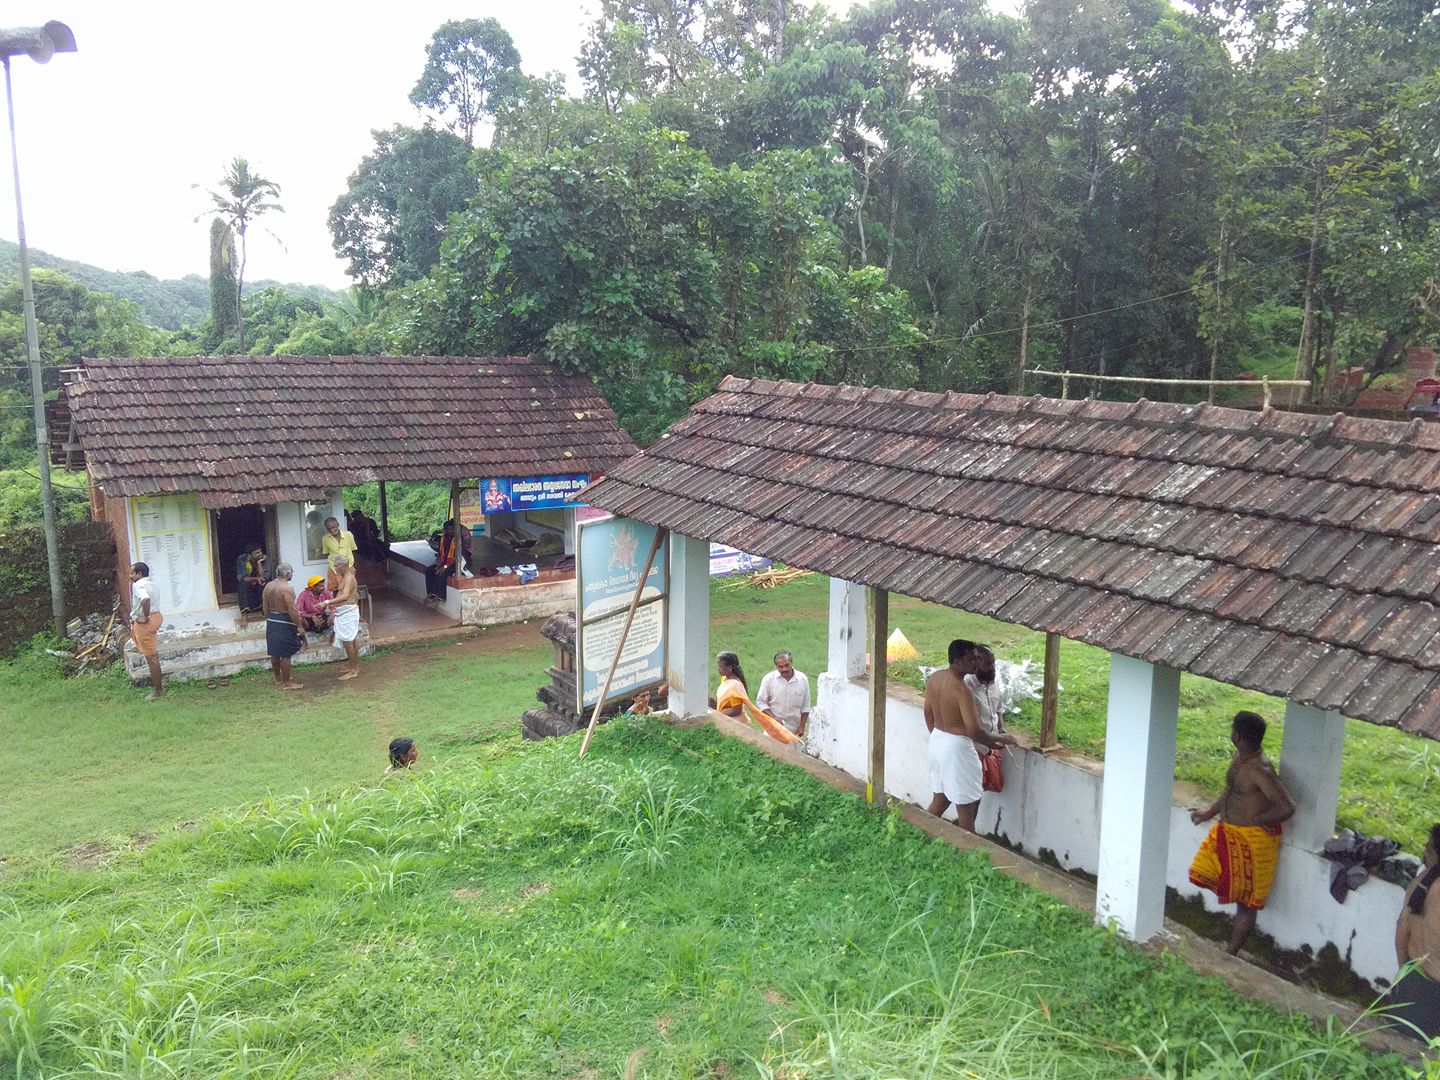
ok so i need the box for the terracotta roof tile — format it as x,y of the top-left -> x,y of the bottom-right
65,355 -> 637,507
586,379 -> 1440,736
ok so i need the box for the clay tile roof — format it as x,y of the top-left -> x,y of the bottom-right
62,355 -> 637,508
586,379 -> 1440,737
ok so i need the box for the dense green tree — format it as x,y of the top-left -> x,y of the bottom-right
0,271 -> 165,467
325,2 -> 1440,425
397,123 -> 919,439
238,287 -> 326,356
328,125 -> 477,287
410,19 -> 523,146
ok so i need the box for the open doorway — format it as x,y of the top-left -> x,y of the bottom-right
213,505 -> 272,603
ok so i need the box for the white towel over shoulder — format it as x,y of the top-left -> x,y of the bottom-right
928,728 -> 983,805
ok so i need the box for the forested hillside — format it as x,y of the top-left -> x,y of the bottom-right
0,240 -> 341,329
324,0 -> 1438,440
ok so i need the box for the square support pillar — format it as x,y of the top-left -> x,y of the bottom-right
1278,701 -> 1345,851
1095,654 -> 1181,942
827,578 -> 867,679
666,533 -> 710,718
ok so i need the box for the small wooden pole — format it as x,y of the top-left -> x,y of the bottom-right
1061,372 -> 1072,400
867,587 -> 889,807
1039,631 -> 1060,750
378,481 -> 390,543
579,527 -> 667,758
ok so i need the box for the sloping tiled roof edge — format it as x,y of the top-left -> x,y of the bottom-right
64,355 -> 639,507
584,377 -> 1440,737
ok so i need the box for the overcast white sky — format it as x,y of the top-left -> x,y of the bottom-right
0,2 -> 608,289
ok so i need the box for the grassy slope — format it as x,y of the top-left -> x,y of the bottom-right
5,573 -> 1434,862
0,719 -> 1406,1078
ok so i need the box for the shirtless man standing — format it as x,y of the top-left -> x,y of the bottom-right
923,639 -> 1018,832
322,554 -> 362,681
1188,710 -> 1296,955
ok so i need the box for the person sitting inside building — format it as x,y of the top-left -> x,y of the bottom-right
349,507 -> 388,560
424,520 -> 470,603
295,575 -> 333,633
235,545 -> 269,613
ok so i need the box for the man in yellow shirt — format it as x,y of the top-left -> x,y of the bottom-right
322,516 -> 357,590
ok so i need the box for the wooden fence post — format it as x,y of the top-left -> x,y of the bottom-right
868,587 -> 889,808
1040,631 -> 1060,750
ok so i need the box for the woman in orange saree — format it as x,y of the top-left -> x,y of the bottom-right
714,651 -> 800,745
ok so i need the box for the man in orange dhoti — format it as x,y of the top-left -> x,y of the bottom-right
126,562 -> 164,701
1189,711 -> 1295,955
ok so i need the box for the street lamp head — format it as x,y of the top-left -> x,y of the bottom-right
0,21 -> 77,64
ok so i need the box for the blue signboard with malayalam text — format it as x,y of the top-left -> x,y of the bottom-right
476,474 -> 590,513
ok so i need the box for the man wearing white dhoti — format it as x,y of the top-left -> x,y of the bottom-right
923,639 -> 1017,832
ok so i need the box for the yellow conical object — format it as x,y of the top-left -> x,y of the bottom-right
887,628 -> 919,662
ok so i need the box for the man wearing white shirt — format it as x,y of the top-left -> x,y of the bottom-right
755,650 -> 811,738
965,645 -> 1000,737
126,562 -> 165,700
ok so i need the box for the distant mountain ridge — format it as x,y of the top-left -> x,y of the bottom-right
0,239 -> 344,330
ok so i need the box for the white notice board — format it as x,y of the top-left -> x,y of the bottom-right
128,494 -> 218,614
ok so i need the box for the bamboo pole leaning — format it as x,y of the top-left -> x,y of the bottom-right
579,528 -> 668,758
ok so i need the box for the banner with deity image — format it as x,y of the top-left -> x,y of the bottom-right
575,516 -> 667,711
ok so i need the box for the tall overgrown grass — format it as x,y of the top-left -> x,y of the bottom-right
1,717 -> 1414,1078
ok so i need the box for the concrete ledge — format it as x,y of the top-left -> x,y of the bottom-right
687,711 -> 1421,1063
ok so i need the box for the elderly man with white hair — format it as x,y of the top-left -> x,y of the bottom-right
320,553 -> 363,681
261,562 -> 307,691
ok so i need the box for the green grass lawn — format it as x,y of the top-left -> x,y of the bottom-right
0,718 -> 1409,1078
0,625 -> 545,862
4,572 -> 1435,862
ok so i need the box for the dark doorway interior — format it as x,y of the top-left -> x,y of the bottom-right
214,505 -> 268,602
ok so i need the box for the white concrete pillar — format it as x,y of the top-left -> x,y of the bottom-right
1095,654 -> 1181,942
1278,701 -> 1345,851
827,578 -> 867,679
666,533 -> 710,718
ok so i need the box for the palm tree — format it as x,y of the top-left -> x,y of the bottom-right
200,158 -> 283,352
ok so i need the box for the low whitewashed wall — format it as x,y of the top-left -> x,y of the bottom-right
809,673 -> 1406,985
457,579 -> 573,627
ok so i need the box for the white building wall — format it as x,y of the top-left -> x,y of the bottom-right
809,673 -> 1407,985
275,496 -> 345,586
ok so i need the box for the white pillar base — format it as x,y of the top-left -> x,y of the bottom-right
1279,701 -> 1345,851
666,533 -> 710,718
1095,654 -> 1181,942
827,578 -> 867,679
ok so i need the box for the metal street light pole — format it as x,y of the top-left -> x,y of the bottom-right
1,21 -> 76,639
